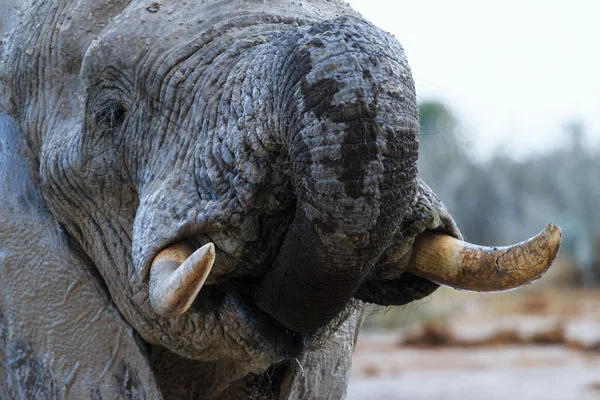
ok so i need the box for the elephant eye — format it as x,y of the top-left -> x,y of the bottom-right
94,101 -> 127,130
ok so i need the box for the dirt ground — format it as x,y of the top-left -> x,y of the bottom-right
347,287 -> 600,400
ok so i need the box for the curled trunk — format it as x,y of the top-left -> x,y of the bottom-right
253,207 -> 389,332
253,17 -> 420,332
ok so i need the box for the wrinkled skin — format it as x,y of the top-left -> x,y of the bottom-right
0,0 -> 461,398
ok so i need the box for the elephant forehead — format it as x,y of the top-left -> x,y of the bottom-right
50,1 -> 130,74
81,0 -> 357,79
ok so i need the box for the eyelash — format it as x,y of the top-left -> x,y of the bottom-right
94,101 -> 127,129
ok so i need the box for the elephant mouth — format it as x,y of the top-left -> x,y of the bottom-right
132,218 -> 563,376
141,235 -> 312,361
185,275 -> 311,358
144,223 -> 562,330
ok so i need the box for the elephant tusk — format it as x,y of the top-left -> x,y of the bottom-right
149,241 -> 215,316
407,223 -> 562,292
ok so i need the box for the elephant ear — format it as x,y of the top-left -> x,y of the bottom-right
0,112 -> 161,399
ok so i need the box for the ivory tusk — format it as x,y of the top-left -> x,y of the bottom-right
407,223 -> 562,292
149,241 -> 215,316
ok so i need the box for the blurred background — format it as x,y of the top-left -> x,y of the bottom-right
345,1 -> 600,399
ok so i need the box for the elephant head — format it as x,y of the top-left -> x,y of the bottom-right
0,0 -> 561,397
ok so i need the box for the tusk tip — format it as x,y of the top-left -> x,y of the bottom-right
545,221 -> 562,245
203,242 -> 216,257
537,222 -> 562,273
192,242 -> 216,270
544,222 -> 562,244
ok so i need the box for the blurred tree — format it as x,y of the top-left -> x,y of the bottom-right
418,101 -> 468,188
418,101 -> 469,227
557,121 -> 598,285
417,101 -> 600,285
418,101 -> 503,245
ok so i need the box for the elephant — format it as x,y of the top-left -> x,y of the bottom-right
0,0 -> 561,398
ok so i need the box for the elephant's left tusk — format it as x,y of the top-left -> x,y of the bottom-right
406,223 -> 562,292
149,241 -> 215,316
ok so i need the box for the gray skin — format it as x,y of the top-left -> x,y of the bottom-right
0,0 -> 461,398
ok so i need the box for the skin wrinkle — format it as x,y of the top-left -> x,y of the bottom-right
217,60 -> 243,194
35,3 -> 61,135
283,60 -> 314,130
41,101 -> 144,334
143,35 -> 215,104
143,16 -> 295,137
198,61 -> 239,198
277,38 -> 315,140
232,49 -> 281,212
15,4 -> 54,161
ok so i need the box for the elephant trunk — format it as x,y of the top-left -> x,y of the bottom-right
253,202 -> 392,333
248,17 -> 420,332
253,175 -> 412,332
253,109 -> 417,333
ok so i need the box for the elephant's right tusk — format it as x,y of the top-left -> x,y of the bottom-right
149,241 -> 215,316
407,223 -> 562,292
